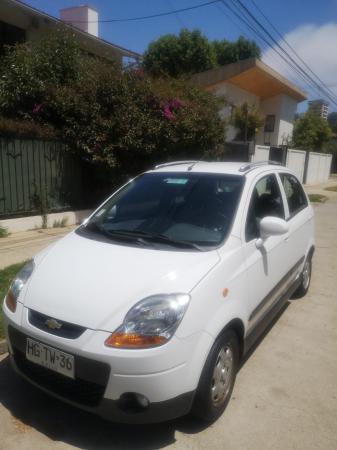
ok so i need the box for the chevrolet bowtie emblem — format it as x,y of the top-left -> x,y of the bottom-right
45,318 -> 62,330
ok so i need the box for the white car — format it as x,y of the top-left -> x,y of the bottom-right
3,161 -> 314,423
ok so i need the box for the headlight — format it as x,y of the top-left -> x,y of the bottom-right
105,293 -> 190,349
5,260 -> 35,312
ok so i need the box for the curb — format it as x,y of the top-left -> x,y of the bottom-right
0,339 -> 8,355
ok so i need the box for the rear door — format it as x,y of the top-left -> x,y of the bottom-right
278,172 -> 313,269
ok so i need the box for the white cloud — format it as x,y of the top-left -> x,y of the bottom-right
262,23 -> 337,109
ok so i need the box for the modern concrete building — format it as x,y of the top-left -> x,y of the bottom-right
308,99 -> 329,120
0,0 -> 139,63
192,58 -> 307,147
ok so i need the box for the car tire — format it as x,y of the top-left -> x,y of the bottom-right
191,330 -> 239,423
293,256 -> 312,298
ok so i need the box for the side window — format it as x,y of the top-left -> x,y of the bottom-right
245,174 -> 285,242
280,174 -> 308,217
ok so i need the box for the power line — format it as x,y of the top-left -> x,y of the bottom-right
229,0 -> 337,107
219,0 -> 321,97
62,0 -> 221,23
165,0 -> 187,29
218,0 -> 337,106
248,0 -> 337,103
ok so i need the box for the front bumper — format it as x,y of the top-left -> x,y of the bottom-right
4,304 -> 212,423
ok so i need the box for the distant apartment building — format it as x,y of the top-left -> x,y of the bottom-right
308,99 -> 329,120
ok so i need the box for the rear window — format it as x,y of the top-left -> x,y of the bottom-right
280,173 -> 308,217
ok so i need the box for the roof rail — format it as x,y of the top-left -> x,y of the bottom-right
154,160 -> 201,170
239,160 -> 282,173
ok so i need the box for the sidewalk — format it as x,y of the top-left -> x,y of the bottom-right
305,177 -> 337,200
0,226 -> 75,270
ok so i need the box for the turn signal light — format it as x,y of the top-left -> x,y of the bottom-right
5,290 -> 17,313
105,333 -> 167,349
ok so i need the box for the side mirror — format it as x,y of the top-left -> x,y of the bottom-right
256,216 -> 289,249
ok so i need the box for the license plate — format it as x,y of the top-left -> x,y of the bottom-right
26,338 -> 75,379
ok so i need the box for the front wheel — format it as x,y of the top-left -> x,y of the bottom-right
191,330 -> 239,422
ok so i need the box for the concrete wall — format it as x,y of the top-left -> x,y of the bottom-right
286,149 -> 306,182
255,94 -> 297,147
214,82 -> 260,141
278,95 -> 298,145
306,153 -> 333,184
0,210 -> 91,234
252,145 -> 270,162
212,81 -> 297,147
251,145 -> 332,184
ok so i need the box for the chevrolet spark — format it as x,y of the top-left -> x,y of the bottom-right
3,161 -> 314,423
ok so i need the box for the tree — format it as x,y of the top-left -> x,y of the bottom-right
328,111 -> 337,133
143,29 -> 260,77
292,112 -> 332,151
212,36 -> 261,66
143,29 -> 216,78
231,102 -> 264,141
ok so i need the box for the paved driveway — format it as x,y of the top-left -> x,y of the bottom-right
0,199 -> 336,450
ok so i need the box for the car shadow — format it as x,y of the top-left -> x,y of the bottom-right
0,302 -> 290,449
0,356 -> 209,449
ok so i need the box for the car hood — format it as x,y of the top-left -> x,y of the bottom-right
24,231 -> 220,331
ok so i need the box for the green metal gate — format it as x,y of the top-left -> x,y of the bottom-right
0,138 -> 83,218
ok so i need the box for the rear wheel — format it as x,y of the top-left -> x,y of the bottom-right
191,330 -> 239,422
293,257 -> 312,298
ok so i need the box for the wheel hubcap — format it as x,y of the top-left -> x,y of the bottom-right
211,345 -> 234,406
302,260 -> 311,290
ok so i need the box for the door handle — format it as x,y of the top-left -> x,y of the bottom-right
284,234 -> 289,242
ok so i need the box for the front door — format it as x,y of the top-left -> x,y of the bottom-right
242,173 -> 289,332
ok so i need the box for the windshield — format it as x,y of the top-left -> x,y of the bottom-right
78,172 -> 244,250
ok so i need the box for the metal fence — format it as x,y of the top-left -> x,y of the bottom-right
0,138 -> 83,218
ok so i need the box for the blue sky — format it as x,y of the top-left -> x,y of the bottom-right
23,0 -> 337,110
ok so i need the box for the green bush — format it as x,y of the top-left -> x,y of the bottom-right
0,225 -> 10,238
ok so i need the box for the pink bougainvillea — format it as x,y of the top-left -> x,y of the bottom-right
162,98 -> 184,121
32,103 -> 44,115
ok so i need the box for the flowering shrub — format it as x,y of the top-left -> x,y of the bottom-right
0,30 -> 226,176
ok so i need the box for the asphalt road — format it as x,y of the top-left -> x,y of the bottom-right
0,199 -> 336,450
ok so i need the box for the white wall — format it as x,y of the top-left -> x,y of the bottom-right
211,85 -> 298,147
0,210 -> 92,234
306,153 -> 332,184
278,95 -> 298,145
213,82 -> 260,141
286,149 -> 306,182
255,94 -> 297,147
252,145 -> 270,162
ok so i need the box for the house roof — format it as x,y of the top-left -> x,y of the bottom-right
191,58 -> 307,102
2,0 -> 140,60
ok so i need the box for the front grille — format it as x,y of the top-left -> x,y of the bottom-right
9,326 -> 110,408
28,309 -> 86,339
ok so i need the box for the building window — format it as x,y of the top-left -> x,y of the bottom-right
0,21 -> 26,55
264,114 -> 275,132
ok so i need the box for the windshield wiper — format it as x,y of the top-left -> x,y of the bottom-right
82,223 -> 150,247
110,229 -> 205,251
